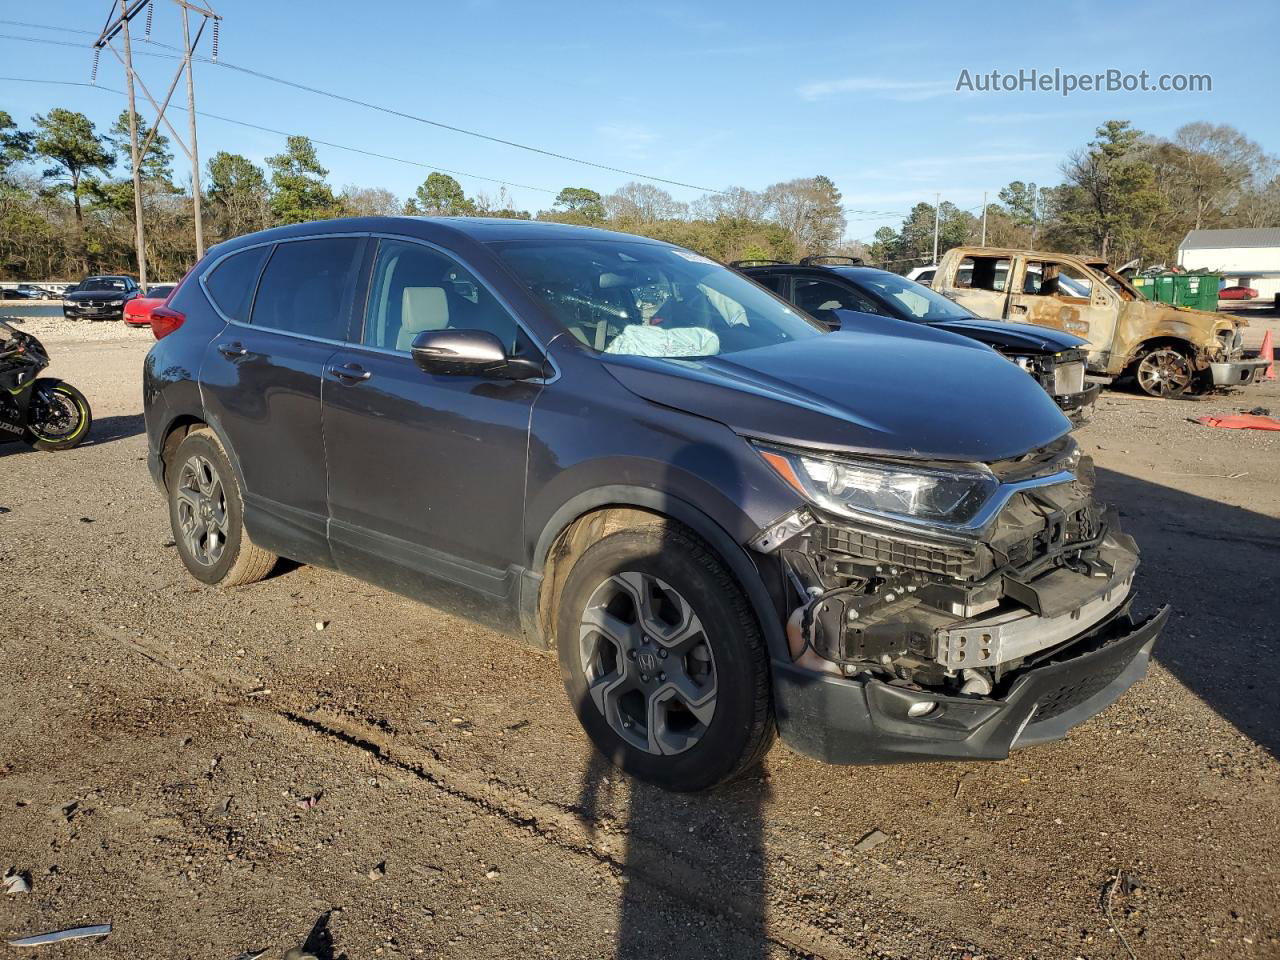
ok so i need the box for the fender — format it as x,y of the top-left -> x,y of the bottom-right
524,484 -> 791,662
151,405 -> 247,495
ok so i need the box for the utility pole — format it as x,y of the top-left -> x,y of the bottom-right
980,190 -> 988,248
181,7 -> 206,257
931,192 -> 940,266
94,0 -> 222,282
119,0 -> 148,290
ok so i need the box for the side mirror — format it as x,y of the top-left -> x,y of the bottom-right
410,329 -> 545,380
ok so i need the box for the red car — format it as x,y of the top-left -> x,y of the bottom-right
1219,285 -> 1259,300
122,284 -> 176,326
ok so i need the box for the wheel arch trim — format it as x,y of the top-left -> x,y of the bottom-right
527,485 -> 789,662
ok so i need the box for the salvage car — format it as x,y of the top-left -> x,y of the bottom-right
62,275 -> 141,321
933,246 -> 1268,398
737,258 -> 1099,417
143,218 -> 1168,791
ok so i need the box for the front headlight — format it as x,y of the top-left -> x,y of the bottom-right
62,299 -> 75,307
754,443 -> 998,526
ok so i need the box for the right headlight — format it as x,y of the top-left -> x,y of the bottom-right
754,442 -> 999,527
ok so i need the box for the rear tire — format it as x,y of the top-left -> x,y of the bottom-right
555,523 -> 775,791
167,428 -> 277,587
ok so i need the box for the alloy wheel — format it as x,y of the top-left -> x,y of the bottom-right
1136,347 -> 1193,398
578,571 -> 717,756
175,454 -> 229,566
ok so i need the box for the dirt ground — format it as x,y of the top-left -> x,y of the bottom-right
1,315 -> 1277,960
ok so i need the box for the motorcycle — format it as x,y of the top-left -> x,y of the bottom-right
0,320 -> 93,451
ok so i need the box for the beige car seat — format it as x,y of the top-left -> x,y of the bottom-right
396,287 -> 449,351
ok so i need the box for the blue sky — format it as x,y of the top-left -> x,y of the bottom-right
3,0 -> 1277,242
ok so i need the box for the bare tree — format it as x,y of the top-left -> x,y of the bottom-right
690,186 -> 769,222
339,185 -> 401,217
1169,122 -> 1272,230
604,182 -> 687,223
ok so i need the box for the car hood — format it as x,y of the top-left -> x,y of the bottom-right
925,317 -> 1087,353
66,289 -> 125,301
601,331 -> 1071,463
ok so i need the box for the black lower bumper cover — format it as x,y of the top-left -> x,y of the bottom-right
771,602 -> 1169,765
64,307 -> 124,320
1056,381 -> 1101,412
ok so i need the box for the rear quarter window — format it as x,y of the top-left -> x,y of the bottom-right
203,246 -> 270,322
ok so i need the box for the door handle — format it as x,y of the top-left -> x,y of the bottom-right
328,363 -> 372,383
217,341 -> 248,358
1009,304 -> 1028,313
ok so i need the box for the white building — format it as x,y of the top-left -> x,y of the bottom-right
1177,228 -> 1280,303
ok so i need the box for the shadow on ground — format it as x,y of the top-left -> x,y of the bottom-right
577,751 -> 771,959
0,413 -> 144,458
1097,466 -> 1280,756
86,413 -> 146,446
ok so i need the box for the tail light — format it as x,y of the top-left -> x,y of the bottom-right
150,306 -> 186,340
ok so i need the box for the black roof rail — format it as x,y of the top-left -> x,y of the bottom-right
728,259 -> 792,269
798,255 -> 864,266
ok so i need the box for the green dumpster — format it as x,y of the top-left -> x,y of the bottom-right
1132,273 -> 1220,311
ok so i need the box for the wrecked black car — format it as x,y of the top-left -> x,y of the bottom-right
738,258 -> 1100,418
144,218 -> 1166,791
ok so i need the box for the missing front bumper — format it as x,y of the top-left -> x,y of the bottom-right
772,602 -> 1168,765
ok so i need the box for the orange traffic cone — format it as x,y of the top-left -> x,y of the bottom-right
1262,328 -> 1276,381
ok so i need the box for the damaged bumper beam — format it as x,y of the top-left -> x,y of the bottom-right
1054,381 -> 1101,412
772,603 -> 1169,764
1209,356 -> 1270,387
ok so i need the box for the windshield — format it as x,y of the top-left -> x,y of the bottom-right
80,278 -> 127,292
852,271 -> 973,322
493,240 -> 823,358
147,285 -> 175,299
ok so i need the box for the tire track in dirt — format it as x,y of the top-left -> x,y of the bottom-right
33,587 -> 1018,960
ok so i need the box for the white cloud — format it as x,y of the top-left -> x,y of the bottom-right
964,110 -> 1071,125
595,124 -> 659,159
797,76 -> 954,102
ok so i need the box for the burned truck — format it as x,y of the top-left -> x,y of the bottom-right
933,246 -> 1268,398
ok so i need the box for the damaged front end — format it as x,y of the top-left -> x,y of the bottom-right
1006,346 -> 1099,418
752,436 -> 1168,764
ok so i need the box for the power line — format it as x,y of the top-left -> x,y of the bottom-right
0,75 -> 560,196
0,27 -> 724,194
0,18 -> 97,35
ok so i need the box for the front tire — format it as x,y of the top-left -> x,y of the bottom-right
1133,345 -> 1194,398
25,380 -> 92,451
555,523 -> 774,791
167,429 -> 277,587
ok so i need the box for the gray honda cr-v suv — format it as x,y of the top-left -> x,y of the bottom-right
144,217 -> 1167,791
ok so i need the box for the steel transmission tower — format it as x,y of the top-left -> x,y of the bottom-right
94,0 -> 222,288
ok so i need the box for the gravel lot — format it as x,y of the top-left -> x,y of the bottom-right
1,315 -> 1277,959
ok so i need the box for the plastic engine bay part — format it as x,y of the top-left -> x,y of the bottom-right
769,450 -> 1141,693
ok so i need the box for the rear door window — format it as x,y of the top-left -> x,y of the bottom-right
752,274 -> 789,295
250,238 -> 361,341
792,277 -> 884,316
203,246 -> 270,322
955,256 -> 1011,291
